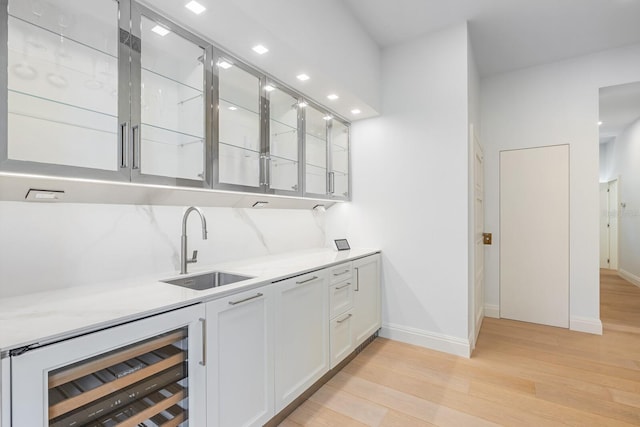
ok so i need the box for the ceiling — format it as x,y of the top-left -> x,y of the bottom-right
343,0 -> 640,76
599,81 -> 640,144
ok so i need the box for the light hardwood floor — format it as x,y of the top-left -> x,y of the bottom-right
280,270 -> 640,426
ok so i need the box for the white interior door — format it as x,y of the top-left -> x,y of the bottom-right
473,130 -> 485,344
600,182 -> 611,268
500,145 -> 569,328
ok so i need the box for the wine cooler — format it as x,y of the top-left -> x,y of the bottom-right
10,305 -> 206,426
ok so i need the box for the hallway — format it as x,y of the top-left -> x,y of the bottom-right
601,269 -> 640,333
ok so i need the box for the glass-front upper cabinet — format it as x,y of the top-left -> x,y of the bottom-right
215,56 -> 263,191
2,0 -> 128,180
329,119 -> 350,200
130,4 -> 212,187
267,86 -> 301,195
304,105 -> 329,197
303,106 -> 350,200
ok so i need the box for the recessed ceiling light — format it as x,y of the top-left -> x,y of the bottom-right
297,74 -> 310,81
151,25 -> 170,36
323,115 -> 333,121
298,101 -> 308,108
252,44 -> 269,55
327,94 -> 339,101
185,1 -> 206,14
228,106 -> 237,111
351,109 -> 361,115
264,84 -> 275,92
598,121 -> 603,126
217,60 -> 232,69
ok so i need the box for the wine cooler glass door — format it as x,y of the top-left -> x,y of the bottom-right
11,304 -> 206,426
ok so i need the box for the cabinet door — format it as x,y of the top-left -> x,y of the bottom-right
215,54 -> 265,192
206,287 -> 274,427
267,85 -> 302,195
2,0 -> 129,180
11,304 -> 206,426
304,105 -> 329,197
353,255 -> 381,346
329,119 -> 350,200
274,270 -> 329,411
130,4 -> 212,187
330,310 -> 354,369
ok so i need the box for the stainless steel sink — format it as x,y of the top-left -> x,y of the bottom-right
161,271 -> 253,290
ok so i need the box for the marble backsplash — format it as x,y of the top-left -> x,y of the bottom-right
0,201 -> 329,298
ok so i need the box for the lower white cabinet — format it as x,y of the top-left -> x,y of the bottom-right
206,287 -> 274,427
353,254 -> 382,347
329,310 -> 354,368
274,270 -> 329,412
329,254 -> 381,368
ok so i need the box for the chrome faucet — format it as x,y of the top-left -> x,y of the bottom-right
181,206 -> 208,275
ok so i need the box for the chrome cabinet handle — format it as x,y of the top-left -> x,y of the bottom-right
132,125 -> 140,170
199,318 -> 206,366
335,282 -> 351,290
329,171 -> 335,194
333,269 -> 350,277
355,267 -> 360,291
296,275 -> 319,285
337,313 -> 352,324
119,122 -> 129,168
229,292 -> 263,306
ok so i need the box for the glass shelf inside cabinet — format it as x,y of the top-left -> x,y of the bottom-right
218,62 -> 261,188
6,0 -> 119,171
269,88 -> 299,192
140,15 -> 205,181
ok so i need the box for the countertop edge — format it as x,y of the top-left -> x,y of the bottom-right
0,248 -> 381,356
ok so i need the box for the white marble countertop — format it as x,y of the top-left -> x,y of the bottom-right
0,247 -> 379,354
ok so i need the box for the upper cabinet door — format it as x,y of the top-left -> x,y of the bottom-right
214,56 -> 264,192
2,0 -> 129,180
329,119 -> 350,200
304,105 -> 329,197
130,4 -> 212,187
266,86 -> 302,196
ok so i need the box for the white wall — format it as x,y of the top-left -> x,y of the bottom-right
600,141 -> 613,182
0,202 -> 326,298
601,118 -> 640,283
327,23 -> 473,356
481,43 -> 640,334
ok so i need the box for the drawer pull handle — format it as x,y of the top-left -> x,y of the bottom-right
335,282 -> 351,290
337,313 -> 352,324
229,293 -> 263,306
333,269 -> 350,277
199,318 -> 207,366
296,276 -> 319,285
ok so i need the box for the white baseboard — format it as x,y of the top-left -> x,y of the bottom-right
380,323 -> 471,358
570,316 -> 603,335
484,304 -> 500,318
619,269 -> 640,288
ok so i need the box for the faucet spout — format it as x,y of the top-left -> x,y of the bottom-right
180,207 -> 208,275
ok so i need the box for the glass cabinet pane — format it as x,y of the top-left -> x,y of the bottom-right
331,120 -> 350,198
269,88 -> 299,192
218,61 -> 261,188
139,15 -> 205,181
6,0 -> 119,171
305,106 -> 328,195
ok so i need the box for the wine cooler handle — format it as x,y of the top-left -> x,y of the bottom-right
199,318 -> 207,366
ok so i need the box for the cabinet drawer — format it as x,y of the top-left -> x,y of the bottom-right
329,262 -> 352,284
329,279 -> 354,319
330,310 -> 354,369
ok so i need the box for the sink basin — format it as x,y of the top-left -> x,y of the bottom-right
161,271 -> 254,291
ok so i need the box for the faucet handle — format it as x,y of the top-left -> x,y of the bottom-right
188,250 -> 198,264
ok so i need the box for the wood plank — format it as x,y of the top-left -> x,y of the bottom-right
308,385 -> 388,426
